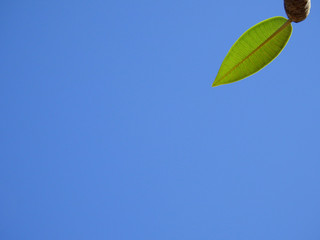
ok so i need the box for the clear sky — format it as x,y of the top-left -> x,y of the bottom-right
1,1 -> 320,239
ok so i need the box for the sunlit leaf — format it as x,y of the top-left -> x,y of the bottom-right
213,16 -> 292,87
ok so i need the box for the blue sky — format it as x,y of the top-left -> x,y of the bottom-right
1,1 -> 320,239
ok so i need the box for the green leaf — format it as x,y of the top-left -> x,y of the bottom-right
213,16 -> 293,87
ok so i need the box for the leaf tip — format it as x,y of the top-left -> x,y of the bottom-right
212,78 -> 221,87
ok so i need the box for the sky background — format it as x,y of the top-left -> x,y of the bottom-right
1,0 -> 320,239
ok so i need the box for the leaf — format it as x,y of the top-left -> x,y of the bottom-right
213,16 -> 293,87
